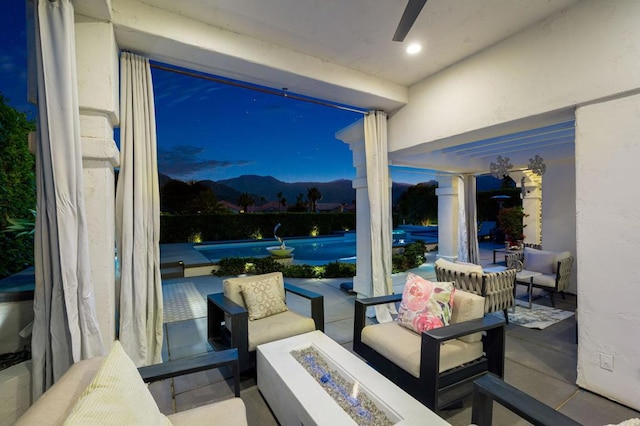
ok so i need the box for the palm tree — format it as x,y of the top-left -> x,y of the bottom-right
280,197 -> 287,212
237,193 -> 255,213
276,191 -> 284,212
307,187 -> 322,212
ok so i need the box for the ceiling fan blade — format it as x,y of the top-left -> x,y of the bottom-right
392,0 -> 428,42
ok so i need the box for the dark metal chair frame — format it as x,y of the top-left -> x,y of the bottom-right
207,283 -> 324,372
353,293 -> 506,411
138,347 -> 241,398
472,373 -> 581,426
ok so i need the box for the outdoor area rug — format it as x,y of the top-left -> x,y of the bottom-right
506,300 -> 575,329
162,281 -> 207,323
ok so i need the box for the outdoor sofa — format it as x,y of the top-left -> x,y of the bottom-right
15,341 -> 247,425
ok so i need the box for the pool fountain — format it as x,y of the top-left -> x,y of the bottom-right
267,223 -> 294,258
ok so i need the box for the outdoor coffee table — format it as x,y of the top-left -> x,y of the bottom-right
257,330 -> 449,426
516,269 -> 542,309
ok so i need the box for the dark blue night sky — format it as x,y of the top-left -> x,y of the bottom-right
1,1 -> 429,185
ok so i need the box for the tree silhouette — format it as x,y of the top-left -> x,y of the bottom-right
396,183 -> 438,225
161,180 -> 219,214
288,193 -> 308,212
0,94 -> 36,279
237,192 -> 255,213
276,191 -> 284,212
307,187 -> 322,212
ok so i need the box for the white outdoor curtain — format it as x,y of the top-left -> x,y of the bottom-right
31,0 -> 104,400
364,111 -> 394,323
115,52 -> 163,366
457,174 -> 480,264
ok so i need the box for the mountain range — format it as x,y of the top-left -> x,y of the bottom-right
159,174 -> 425,205
158,173 -> 503,205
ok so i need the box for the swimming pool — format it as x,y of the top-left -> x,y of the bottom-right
196,236 -> 358,265
195,227 -> 438,265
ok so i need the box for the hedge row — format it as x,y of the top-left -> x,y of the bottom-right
160,212 -> 357,243
213,241 -> 427,278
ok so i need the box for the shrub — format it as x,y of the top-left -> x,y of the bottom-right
0,96 -> 36,279
252,257 -> 284,275
215,242 -> 425,278
392,241 -> 427,273
323,261 -> 356,278
215,257 -> 249,276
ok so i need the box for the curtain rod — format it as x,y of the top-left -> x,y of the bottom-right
149,63 -> 369,116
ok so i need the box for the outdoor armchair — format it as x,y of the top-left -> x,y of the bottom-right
472,373 -> 581,426
207,272 -> 324,373
505,247 -> 573,307
435,258 -> 516,323
353,290 -> 506,411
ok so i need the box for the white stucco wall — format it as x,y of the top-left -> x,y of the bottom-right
386,0 -> 640,410
541,160 -> 577,294
575,93 -> 640,410
388,0 -> 640,152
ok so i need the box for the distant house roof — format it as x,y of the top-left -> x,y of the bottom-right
250,201 -> 281,212
316,203 -> 356,213
218,200 -> 241,213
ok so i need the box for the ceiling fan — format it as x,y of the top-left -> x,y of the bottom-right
393,0 -> 427,42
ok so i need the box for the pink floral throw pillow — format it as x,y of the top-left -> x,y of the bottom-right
396,273 -> 455,334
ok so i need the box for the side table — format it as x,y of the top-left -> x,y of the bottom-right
515,270 -> 542,309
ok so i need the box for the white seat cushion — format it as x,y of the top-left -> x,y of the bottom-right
531,273 -> 557,288
361,321 -> 483,377
249,310 -> 315,351
168,398 -> 248,426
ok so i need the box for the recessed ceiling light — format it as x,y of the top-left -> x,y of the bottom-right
406,43 -> 422,55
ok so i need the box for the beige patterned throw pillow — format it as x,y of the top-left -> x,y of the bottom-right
239,275 -> 288,320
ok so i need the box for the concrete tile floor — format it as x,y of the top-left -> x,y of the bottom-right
153,243 -> 640,425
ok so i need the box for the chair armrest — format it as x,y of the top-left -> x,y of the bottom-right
420,316 -> 506,381
284,282 -> 320,299
208,292 -> 247,316
423,315 -> 504,343
284,283 -> 325,332
353,294 -> 402,348
355,293 -> 402,307
207,293 -> 250,370
472,373 -> 581,426
138,349 -> 241,397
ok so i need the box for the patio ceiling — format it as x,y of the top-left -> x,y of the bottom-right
74,0 -> 580,172
389,118 -> 576,174
77,0 -> 580,111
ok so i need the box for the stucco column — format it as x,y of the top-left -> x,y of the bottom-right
435,176 -> 459,261
75,19 -> 120,345
336,120 -> 374,298
513,170 -> 542,245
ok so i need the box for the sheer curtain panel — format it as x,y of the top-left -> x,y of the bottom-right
30,0 -> 104,400
364,111 -> 394,323
115,52 -> 163,366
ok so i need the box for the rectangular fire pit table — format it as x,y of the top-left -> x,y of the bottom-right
257,330 -> 450,426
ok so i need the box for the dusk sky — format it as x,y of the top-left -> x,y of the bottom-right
1,2 -> 428,185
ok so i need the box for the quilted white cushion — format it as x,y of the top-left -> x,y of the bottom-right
63,341 -> 171,426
